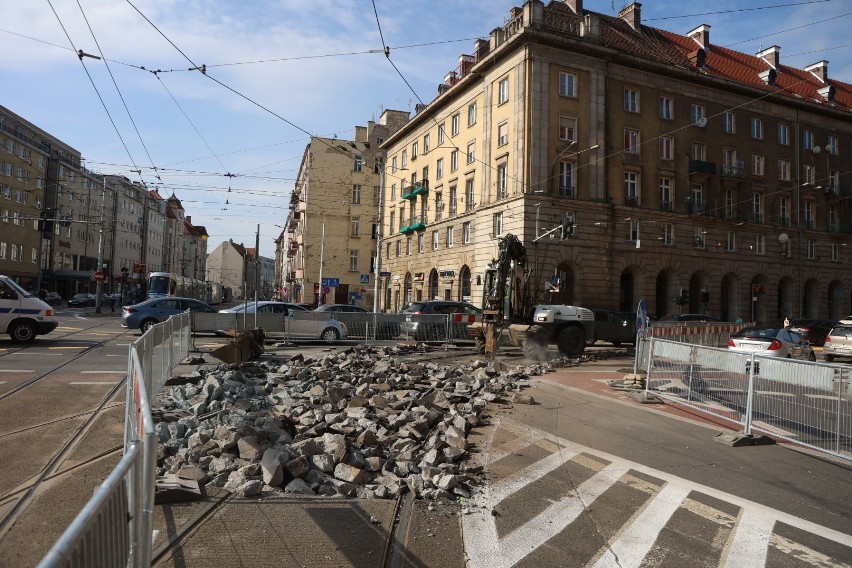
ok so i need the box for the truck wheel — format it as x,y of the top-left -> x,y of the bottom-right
475,337 -> 486,354
557,327 -> 585,356
10,320 -> 38,343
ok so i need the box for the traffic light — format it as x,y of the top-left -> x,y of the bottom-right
559,214 -> 575,239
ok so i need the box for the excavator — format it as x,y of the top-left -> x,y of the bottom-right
469,233 -> 594,358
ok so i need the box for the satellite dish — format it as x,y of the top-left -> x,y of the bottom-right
778,233 -> 789,244
812,146 -> 822,154
697,117 -> 708,128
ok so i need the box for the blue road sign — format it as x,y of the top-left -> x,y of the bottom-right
360,274 -> 370,284
321,278 -> 339,287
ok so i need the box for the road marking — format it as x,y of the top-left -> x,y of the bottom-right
69,381 -> 117,385
48,346 -> 89,350
0,369 -> 35,373
722,507 -> 774,568
80,370 -> 125,374
9,352 -> 61,356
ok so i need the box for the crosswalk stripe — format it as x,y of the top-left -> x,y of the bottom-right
0,370 -> 35,373
591,482 -> 692,568
489,450 -> 579,505
722,507 -> 774,568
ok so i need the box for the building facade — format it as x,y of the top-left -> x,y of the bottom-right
282,110 -> 409,308
378,0 -> 851,323
207,239 -> 254,300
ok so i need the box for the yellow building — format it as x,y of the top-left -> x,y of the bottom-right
379,0 -> 851,323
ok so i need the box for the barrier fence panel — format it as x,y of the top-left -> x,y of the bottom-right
645,338 -> 852,461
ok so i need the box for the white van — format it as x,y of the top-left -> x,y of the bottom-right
0,275 -> 59,343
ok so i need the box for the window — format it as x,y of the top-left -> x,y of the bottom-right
466,141 -> 476,164
827,135 -> 838,155
354,156 -> 363,171
1,209 -> 6,222
690,104 -> 705,124
352,184 -> 362,204
751,154 -> 764,177
660,177 -> 673,209
628,219 -> 639,242
31,248 -> 37,263
803,130 -> 814,150
462,221 -> 471,244
828,204 -> 837,230
36,178 -> 43,189
406,236 -> 412,255
451,114 -> 460,136
498,122 -> 508,146
754,235 -> 765,255
401,150 -> 408,167
778,159 -> 791,181
465,179 -> 475,212
805,201 -> 814,229
438,124 -> 445,144
373,185 -> 381,206
559,162 -> 575,198
496,164 -> 508,199
418,233 -> 424,253
659,97 -> 673,120
726,231 -> 736,252
389,211 -> 395,234
423,134 -> 430,153
779,197 -> 789,225
391,157 -> 398,173
498,78 -> 509,104
624,129 -> 639,153
691,183 -> 704,209
558,72 -> 576,97
492,212 -> 504,237
694,228 -> 706,249
804,164 -> 815,185
0,242 -> 5,259
624,88 -> 639,112
778,124 -> 790,145
345,250 -> 357,271
807,239 -> 815,260
391,183 -> 397,201
435,158 -> 444,180
446,226 -> 454,247
395,240 -> 401,257
11,243 -> 22,262
468,102 -> 477,127
828,170 -> 840,194
450,150 -> 459,172
351,216 -> 361,237
449,186 -> 457,216
411,142 -> 418,159
558,115 -> 576,141
692,142 -> 706,161
625,172 -> 638,200
750,117 -> 763,140
831,243 -> 839,262
659,136 -> 673,160
432,230 -> 439,250
661,223 -> 674,245
752,193 -> 763,223
722,112 -> 735,133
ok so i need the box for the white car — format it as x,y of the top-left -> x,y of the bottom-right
727,326 -> 816,361
839,316 -> 852,325
219,301 -> 347,342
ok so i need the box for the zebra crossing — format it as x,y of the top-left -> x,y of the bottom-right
463,417 -> 852,568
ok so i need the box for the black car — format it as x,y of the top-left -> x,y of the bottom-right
400,301 -> 482,342
788,318 -> 838,346
68,293 -> 96,307
314,304 -> 399,339
588,308 -> 636,346
44,292 -> 63,306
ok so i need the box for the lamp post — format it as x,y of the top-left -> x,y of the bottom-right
94,178 -> 106,313
373,162 -> 385,313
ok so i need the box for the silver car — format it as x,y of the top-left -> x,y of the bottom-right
823,326 -> 852,362
727,326 -> 816,361
219,301 -> 347,342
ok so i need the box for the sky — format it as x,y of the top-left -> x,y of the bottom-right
2,0 -> 850,257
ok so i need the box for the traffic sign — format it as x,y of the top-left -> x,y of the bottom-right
360,274 -> 370,284
321,277 -> 339,287
93,271 -> 105,282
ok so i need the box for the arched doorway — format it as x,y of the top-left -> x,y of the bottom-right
619,269 -> 635,313
459,265 -> 471,303
776,276 -> 794,322
804,278 -> 819,319
655,269 -> 673,319
720,273 -> 739,322
828,280 -> 844,319
549,263 -> 575,305
403,272 -> 412,308
688,271 -> 710,314
428,269 -> 439,301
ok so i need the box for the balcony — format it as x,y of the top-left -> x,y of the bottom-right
778,216 -> 791,227
625,195 -> 639,207
558,186 -> 576,199
828,223 -> 852,234
720,165 -> 746,180
805,219 -> 815,230
688,160 -> 716,176
407,215 -> 427,232
402,180 -> 430,200
660,200 -> 672,212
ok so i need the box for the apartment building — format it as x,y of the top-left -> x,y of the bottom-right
282,110 -> 409,308
207,239 -> 255,300
379,0 -> 851,322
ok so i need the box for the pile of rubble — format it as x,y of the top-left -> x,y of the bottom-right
154,346 -> 549,501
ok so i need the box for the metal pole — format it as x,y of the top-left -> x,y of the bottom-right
254,224 -> 259,330
373,164 -> 384,313
317,216 -> 325,307
94,178 -> 106,313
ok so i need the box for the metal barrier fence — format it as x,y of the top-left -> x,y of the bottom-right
644,337 -> 852,461
636,321 -> 750,374
38,313 -> 190,568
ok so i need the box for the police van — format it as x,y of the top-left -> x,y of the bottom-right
0,275 -> 59,342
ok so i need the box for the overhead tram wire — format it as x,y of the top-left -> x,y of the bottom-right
45,0 -> 142,184
644,0 -> 836,21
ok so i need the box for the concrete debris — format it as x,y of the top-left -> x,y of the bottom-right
154,345 -> 549,501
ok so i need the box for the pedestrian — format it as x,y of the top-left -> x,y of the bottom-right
110,293 -> 116,313
783,317 -> 790,328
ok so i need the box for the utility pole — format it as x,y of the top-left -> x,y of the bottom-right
317,215 -> 326,307
373,162 -> 384,313
94,177 -> 106,313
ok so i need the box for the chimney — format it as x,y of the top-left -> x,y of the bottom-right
444,71 -> 458,86
687,24 -> 710,50
459,54 -> 475,78
756,45 -> 780,69
805,60 -> 828,83
564,0 -> 583,15
619,2 -> 642,30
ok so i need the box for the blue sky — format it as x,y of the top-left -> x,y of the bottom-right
2,0 -> 850,255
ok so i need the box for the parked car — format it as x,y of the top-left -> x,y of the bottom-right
727,326 -> 816,362
840,316 -> 852,325
400,301 -> 481,342
44,291 -> 63,306
314,304 -> 399,339
587,308 -> 636,346
787,318 -> 838,346
68,293 -> 96,308
219,301 -> 347,342
122,297 -> 217,332
823,326 -> 852,362
659,313 -> 721,322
